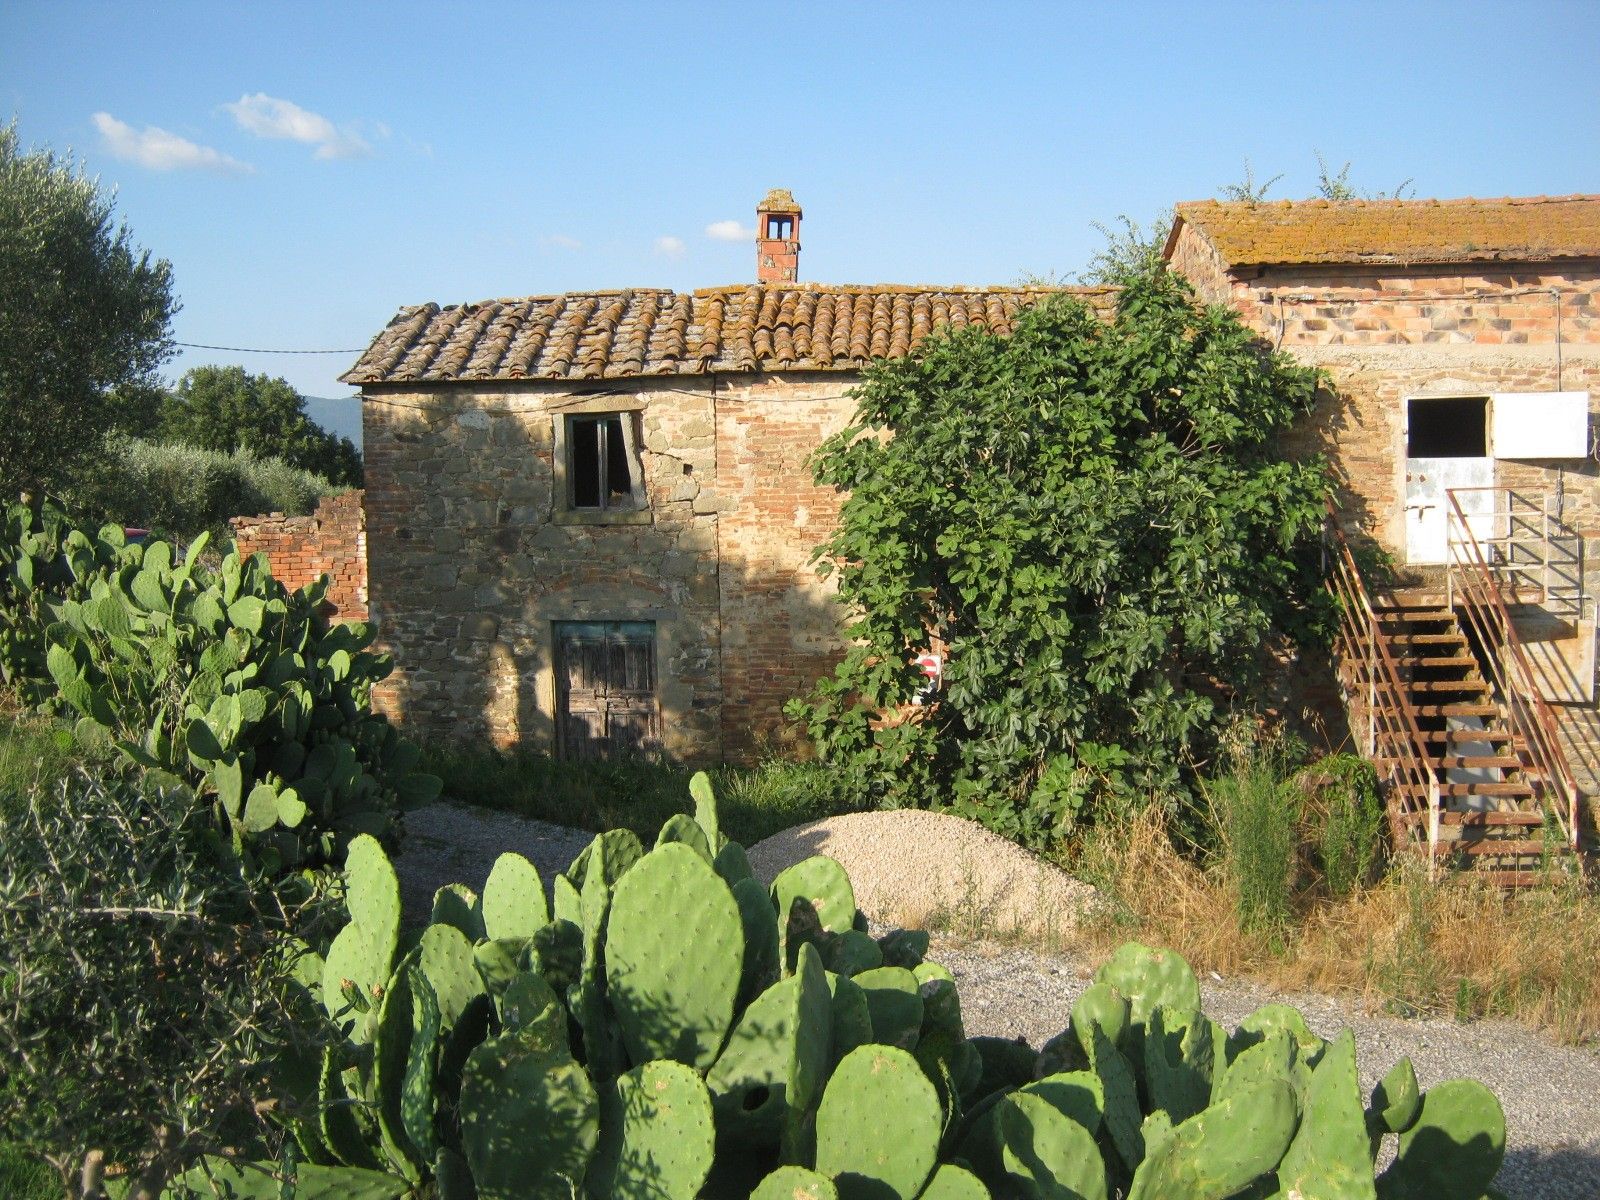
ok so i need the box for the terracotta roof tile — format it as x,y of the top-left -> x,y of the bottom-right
1169,194 -> 1600,267
341,284 -> 1113,385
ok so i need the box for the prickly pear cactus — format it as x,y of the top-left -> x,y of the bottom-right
0,500 -> 437,869
997,1090 -> 1108,1200
815,1045 -> 942,1200
320,834 -> 401,1041
1376,1078 -> 1505,1199
588,1059 -> 715,1199
752,1165 -> 840,1200
604,842 -> 744,1070
707,942 -> 833,1146
459,1020 -> 599,1200
773,855 -> 858,937
1126,1077 -> 1298,1200
1276,1030 -> 1377,1200
1092,942 -> 1201,1054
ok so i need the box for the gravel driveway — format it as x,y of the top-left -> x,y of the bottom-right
396,802 -> 1600,1198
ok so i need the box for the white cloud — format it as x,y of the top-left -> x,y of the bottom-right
542,234 -> 582,251
224,93 -> 370,159
92,112 -> 253,174
705,219 -> 755,242
653,235 -> 687,260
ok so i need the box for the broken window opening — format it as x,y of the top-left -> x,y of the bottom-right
567,412 -> 641,511
1407,396 -> 1488,458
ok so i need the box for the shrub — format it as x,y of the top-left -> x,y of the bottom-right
185,776 -> 1508,1199
0,772 -> 328,1200
788,271 -> 1332,850
65,434 -> 338,541
0,500 -> 437,868
1204,746 -> 1302,938
1299,753 -> 1384,898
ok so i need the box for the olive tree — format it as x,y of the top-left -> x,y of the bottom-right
0,122 -> 177,498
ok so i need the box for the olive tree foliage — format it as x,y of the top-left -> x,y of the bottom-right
787,272 -> 1333,850
0,123 -> 177,498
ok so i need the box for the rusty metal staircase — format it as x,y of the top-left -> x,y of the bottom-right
1326,503 -> 1584,886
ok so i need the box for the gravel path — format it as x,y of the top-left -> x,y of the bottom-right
395,803 -> 1600,1198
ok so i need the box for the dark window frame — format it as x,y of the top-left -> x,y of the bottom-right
563,410 -> 647,513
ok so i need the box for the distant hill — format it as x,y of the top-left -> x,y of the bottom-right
303,395 -> 363,450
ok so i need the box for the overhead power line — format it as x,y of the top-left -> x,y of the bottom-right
174,341 -> 365,355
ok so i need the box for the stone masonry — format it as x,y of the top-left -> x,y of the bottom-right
345,193 -> 1600,770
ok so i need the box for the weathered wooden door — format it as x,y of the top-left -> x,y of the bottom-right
555,621 -> 659,760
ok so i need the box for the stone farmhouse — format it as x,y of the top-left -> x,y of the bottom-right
329,190 -> 1600,835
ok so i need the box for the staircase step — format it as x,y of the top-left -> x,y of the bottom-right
1421,727 -> 1517,745
1398,810 -> 1545,827
1375,608 -> 1456,624
1432,839 -> 1551,857
1375,754 -> 1521,770
1415,703 -> 1499,718
1389,633 -> 1468,646
1412,655 -> 1479,669
1407,679 -> 1490,694
1439,782 -> 1536,798
1473,870 -> 1552,888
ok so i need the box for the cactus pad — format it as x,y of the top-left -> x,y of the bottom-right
604,842 -> 743,1070
815,1045 -> 941,1200
751,1166 -> 839,1200
1126,1077 -> 1297,1200
772,855 -> 857,934
587,1059 -> 715,1200
1377,1078 -> 1505,1199
1276,1030 -> 1376,1200
997,1090 -> 1108,1200
459,1023 -> 598,1200
481,851 -> 549,940
852,965 -> 925,1049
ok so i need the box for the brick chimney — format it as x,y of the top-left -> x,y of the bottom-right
756,188 -> 802,283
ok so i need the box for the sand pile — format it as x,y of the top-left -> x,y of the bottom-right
747,809 -> 1095,939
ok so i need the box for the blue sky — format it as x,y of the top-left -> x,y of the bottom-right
5,1 -> 1597,413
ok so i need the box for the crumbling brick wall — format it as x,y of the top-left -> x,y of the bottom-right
230,490 -> 368,621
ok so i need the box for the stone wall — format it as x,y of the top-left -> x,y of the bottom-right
361,376 -> 856,763
230,490 -> 367,621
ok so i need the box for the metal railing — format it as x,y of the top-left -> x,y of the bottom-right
1445,487 -> 1585,621
1325,506 -> 1442,873
1445,490 -> 1581,850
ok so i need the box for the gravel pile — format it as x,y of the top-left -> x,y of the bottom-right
394,803 -> 1600,1197
746,810 -> 1098,936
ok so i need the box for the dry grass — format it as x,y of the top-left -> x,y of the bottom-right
1066,807 -> 1600,1045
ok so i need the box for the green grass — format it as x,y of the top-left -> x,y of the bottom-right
0,1143 -> 56,1200
0,703 -> 81,817
418,740 -> 853,848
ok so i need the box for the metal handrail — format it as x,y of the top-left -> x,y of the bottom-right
1445,490 -> 1581,850
1445,486 -> 1585,619
1324,506 -> 1442,872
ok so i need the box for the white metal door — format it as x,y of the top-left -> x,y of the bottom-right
1404,457 -> 1493,564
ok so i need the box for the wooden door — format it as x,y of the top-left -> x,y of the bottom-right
555,621 -> 659,760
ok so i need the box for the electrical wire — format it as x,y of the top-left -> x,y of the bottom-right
173,341 -> 365,355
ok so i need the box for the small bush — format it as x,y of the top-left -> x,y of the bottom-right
0,772 -> 326,1198
1300,753 -> 1384,897
66,434 -> 339,541
1203,748 -> 1301,938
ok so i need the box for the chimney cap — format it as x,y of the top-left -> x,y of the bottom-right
758,188 -> 802,216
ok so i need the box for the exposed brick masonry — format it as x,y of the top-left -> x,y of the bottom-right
230,490 -> 369,621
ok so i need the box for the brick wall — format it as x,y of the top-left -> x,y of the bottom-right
230,490 -> 368,621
